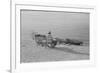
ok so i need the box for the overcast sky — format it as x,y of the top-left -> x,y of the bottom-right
21,10 -> 89,41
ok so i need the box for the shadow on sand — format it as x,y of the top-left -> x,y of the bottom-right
51,47 -> 89,56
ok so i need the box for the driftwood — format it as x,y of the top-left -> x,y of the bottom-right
32,32 -> 83,48
55,38 -> 83,45
65,39 -> 83,45
33,33 -> 57,48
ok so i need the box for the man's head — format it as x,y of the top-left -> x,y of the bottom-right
48,31 -> 51,34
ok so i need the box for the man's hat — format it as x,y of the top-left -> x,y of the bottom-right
48,31 -> 51,34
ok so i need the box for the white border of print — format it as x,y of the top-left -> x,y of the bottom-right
11,1 -> 96,73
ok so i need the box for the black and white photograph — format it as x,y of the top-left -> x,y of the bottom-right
9,0 -> 97,72
20,9 -> 90,63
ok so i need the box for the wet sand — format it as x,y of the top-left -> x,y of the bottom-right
20,40 -> 89,63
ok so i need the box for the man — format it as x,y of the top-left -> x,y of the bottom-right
47,31 -> 53,41
47,31 -> 57,48
47,32 -> 53,46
